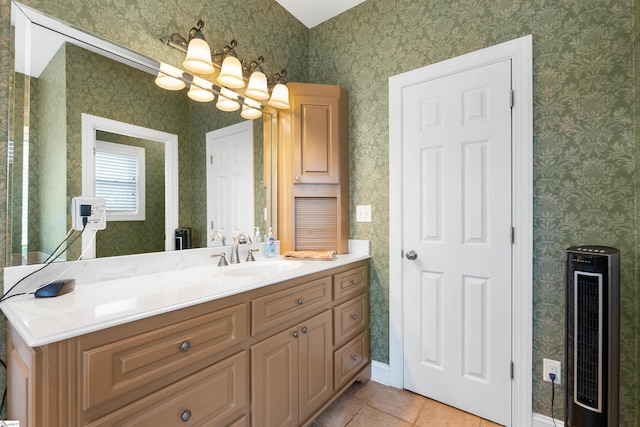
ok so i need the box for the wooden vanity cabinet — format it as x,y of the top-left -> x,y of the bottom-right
7,261 -> 370,427
251,310 -> 333,427
278,82 -> 350,254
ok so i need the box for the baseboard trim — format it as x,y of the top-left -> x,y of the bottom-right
532,412 -> 564,427
370,360 -> 391,386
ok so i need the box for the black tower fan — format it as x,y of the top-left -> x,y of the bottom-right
565,246 -> 619,426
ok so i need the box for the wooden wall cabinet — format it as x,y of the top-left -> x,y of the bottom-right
7,261 -> 370,427
278,82 -> 350,254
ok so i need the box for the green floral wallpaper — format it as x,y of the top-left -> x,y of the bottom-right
0,0 -> 638,424
36,45 -> 68,258
309,0 -> 637,423
63,42 -> 193,258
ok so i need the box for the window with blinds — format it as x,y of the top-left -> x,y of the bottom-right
95,140 -> 145,221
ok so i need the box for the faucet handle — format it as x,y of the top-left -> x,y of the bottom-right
246,249 -> 259,262
211,252 -> 229,266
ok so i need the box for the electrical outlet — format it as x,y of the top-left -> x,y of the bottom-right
543,358 -> 561,384
356,205 -> 372,222
72,197 -> 107,231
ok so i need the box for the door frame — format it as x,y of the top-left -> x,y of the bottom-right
81,113 -> 179,257
388,35 -> 533,426
205,120 -> 254,244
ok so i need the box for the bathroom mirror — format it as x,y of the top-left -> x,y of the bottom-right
6,1 -> 277,265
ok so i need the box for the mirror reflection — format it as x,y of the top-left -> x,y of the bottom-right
7,2 -> 273,266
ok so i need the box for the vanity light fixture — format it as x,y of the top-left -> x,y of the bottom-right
154,63 -> 186,91
267,72 -> 291,109
216,87 -> 240,112
244,58 -> 270,100
158,20 -> 290,119
241,98 -> 263,120
217,41 -> 245,89
187,76 -> 215,103
182,20 -> 215,74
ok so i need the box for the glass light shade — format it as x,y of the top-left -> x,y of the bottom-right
182,38 -> 215,74
187,77 -> 215,102
244,71 -> 269,100
241,98 -> 263,120
154,63 -> 185,91
217,56 -> 245,88
216,88 -> 240,112
267,83 -> 290,109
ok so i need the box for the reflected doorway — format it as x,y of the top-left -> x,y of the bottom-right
206,121 -> 254,246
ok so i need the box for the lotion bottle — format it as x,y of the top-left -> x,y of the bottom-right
253,226 -> 262,243
265,227 -> 276,257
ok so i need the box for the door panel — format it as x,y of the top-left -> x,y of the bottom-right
402,59 -> 513,426
206,121 -> 254,244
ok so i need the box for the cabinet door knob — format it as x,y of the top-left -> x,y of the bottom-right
350,279 -> 358,285
351,355 -> 358,361
351,314 -> 358,320
181,410 -> 192,422
301,326 -> 308,334
295,176 -> 301,181
297,298 -> 304,305
293,330 -> 299,338
180,341 -> 191,352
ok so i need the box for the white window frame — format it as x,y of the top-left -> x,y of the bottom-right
95,140 -> 145,221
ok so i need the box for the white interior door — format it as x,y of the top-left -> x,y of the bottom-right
402,59 -> 513,425
206,121 -> 254,245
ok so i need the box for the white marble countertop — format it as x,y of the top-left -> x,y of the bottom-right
1,253 -> 370,347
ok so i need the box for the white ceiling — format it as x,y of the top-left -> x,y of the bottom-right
275,0 -> 367,28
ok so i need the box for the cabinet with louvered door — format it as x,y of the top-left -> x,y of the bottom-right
277,82 -> 350,254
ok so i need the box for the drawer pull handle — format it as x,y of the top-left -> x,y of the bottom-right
293,330 -> 299,338
181,410 -> 192,422
351,355 -> 358,361
350,279 -> 358,285
180,341 -> 192,352
298,298 -> 304,305
301,326 -> 308,334
351,314 -> 358,320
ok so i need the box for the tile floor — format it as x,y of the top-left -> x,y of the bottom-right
312,381 -> 504,427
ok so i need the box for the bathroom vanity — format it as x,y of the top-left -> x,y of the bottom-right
3,255 -> 370,426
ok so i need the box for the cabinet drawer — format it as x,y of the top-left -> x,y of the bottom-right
333,293 -> 369,346
252,276 -> 331,335
82,303 -> 248,411
334,332 -> 369,390
333,266 -> 368,300
87,351 -> 248,426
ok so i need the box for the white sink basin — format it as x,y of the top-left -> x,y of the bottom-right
224,260 -> 303,277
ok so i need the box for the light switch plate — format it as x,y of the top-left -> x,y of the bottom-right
356,205 -> 372,222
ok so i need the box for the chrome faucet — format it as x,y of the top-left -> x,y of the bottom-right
211,231 -> 226,246
230,233 -> 252,264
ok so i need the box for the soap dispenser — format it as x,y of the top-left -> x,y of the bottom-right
253,227 -> 262,243
265,227 -> 276,258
